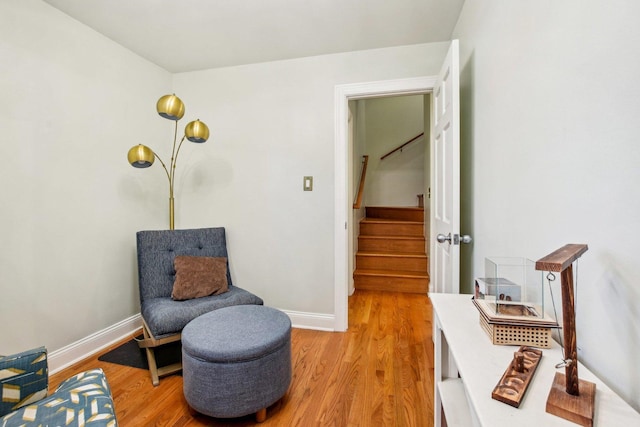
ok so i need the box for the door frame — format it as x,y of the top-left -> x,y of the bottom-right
334,76 -> 438,331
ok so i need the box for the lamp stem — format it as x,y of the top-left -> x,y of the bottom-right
169,196 -> 175,230
167,120 -> 179,230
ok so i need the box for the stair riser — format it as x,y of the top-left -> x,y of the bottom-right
354,275 -> 428,294
359,222 -> 423,237
366,207 -> 424,222
356,255 -> 427,272
358,237 -> 425,253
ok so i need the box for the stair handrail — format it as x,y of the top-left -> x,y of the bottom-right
380,132 -> 424,160
353,155 -> 369,209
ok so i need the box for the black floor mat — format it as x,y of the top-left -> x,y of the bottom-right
98,335 -> 181,371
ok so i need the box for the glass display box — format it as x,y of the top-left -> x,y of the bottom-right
474,257 -> 544,318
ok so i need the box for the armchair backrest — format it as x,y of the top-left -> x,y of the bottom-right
136,227 -> 234,302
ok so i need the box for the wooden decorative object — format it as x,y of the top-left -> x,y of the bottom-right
479,313 -> 552,348
474,298 -> 555,348
536,244 -> 595,427
492,346 -> 543,408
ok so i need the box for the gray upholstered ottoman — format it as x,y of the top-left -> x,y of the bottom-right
182,305 -> 292,422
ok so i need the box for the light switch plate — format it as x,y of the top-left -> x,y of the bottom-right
303,176 -> 313,191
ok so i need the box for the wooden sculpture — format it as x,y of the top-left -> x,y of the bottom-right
535,244 -> 595,427
492,346 -> 543,408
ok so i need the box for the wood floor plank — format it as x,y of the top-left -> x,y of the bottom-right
50,290 -> 434,426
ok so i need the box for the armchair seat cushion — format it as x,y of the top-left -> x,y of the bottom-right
142,285 -> 263,338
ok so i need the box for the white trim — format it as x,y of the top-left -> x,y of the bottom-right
334,77 -> 438,332
282,309 -> 336,332
47,310 -> 334,374
49,314 -> 142,374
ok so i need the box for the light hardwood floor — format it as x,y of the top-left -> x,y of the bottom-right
50,290 -> 435,426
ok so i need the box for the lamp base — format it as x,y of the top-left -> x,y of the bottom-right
546,372 -> 596,427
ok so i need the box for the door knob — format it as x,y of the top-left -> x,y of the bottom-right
437,233 -> 472,245
436,233 -> 451,243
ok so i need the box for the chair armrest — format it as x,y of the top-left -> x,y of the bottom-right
0,347 -> 48,417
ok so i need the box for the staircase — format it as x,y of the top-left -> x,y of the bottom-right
354,206 -> 429,293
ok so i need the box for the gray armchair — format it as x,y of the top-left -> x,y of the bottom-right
136,227 -> 263,386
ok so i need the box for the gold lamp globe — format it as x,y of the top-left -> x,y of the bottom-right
185,119 -> 209,143
127,144 -> 155,168
156,94 -> 185,121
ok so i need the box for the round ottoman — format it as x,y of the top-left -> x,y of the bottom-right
182,305 -> 291,422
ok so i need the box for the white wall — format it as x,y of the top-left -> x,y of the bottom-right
453,0 -> 640,411
170,43 -> 449,315
0,1 -> 171,354
362,95 -> 425,207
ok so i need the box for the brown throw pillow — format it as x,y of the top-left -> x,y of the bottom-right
171,256 -> 229,301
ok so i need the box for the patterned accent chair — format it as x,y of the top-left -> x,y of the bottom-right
0,347 -> 117,426
136,227 -> 264,386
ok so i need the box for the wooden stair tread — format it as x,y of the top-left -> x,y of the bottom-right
361,218 -> 422,225
359,235 -> 425,240
365,206 -> 425,222
367,206 -> 424,210
354,268 -> 429,278
357,251 -> 427,258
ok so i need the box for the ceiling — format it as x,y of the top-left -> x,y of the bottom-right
43,0 -> 465,73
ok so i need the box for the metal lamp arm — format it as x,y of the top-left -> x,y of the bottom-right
150,150 -> 171,185
169,121 -> 179,187
172,135 -> 188,190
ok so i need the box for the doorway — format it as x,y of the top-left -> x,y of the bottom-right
334,77 -> 438,331
349,94 -> 430,294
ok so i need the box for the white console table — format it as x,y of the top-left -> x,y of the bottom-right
430,293 -> 640,427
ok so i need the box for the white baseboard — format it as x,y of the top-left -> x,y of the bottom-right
48,314 -> 142,374
282,309 -> 336,332
48,309 -> 338,374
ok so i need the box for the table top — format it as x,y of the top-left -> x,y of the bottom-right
430,293 -> 640,427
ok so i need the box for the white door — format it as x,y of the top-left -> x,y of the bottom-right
430,40 -> 464,294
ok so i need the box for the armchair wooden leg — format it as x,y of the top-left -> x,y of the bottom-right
141,323 -> 161,386
138,319 -> 181,386
256,408 -> 267,423
145,347 -> 161,387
